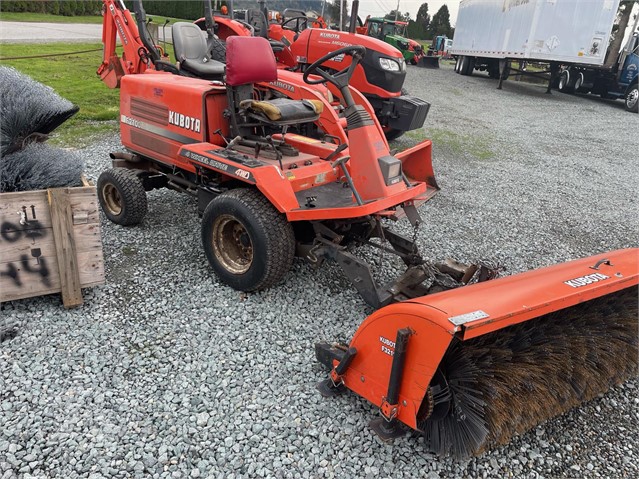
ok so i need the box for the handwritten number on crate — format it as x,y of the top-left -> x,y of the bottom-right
0,214 -> 50,288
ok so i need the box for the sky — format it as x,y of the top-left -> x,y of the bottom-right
356,0 -> 461,26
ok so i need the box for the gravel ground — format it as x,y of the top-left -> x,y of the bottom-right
1,63 -> 638,478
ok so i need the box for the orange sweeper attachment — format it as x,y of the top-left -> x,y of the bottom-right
316,251 -> 638,457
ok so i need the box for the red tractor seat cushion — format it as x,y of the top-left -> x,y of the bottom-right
226,36 -> 277,86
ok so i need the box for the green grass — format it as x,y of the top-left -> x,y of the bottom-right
0,42 -> 120,147
425,127 -> 495,161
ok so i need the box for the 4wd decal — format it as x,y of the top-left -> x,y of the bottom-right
564,272 -> 609,288
234,168 -> 251,180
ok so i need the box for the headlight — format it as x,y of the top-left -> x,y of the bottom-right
378,156 -> 403,186
379,57 -> 400,71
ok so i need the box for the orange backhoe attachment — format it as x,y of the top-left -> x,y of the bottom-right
316,248 -> 638,457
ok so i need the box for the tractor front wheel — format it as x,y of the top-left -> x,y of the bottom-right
384,128 -> 404,141
201,189 -> 295,291
97,168 -> 148,226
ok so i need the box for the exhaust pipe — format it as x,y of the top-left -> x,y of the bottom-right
349,0 -> 359,34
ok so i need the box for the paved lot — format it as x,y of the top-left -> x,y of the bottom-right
0,21 -> 172,43
1,62 -> 638,478
0,21 -> 103,43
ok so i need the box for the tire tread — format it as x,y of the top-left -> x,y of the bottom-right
203,188 -> 295,291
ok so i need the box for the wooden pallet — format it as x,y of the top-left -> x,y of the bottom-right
0,178 -> 105,308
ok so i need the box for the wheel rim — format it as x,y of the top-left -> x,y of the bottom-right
627,88 -> 638,109
102,183 -> 122,216
211,214 -> 253,274
559,73 -> 567,90
575,74 -> 583,90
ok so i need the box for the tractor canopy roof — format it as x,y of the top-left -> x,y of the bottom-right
368,17 -> 408,26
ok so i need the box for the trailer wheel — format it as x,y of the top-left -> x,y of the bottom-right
97,168 -> 148,226
558,70 -> 574,94
459,56 -> 469,75
201,188 -> 295,291
460,56 -> 474,76
625,83 -> 638,113
454,56 -> 462,73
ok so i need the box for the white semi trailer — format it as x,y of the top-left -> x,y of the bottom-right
450,0 -> 639,112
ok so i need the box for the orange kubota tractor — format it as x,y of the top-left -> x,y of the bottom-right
97,0 -> 638,458
195,0 -> 430,141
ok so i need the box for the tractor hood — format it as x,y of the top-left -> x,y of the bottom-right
385,34 -> 411,50
294,29 -> 404,60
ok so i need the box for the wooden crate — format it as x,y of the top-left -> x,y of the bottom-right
0,180 -> 105,308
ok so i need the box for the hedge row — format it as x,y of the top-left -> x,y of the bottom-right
142,1 -> 204,20
0,1 -> 103,16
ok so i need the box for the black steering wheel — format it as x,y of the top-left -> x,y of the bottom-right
281,16 -> 309,33
302,45 -> 366,90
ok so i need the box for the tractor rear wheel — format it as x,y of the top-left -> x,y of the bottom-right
209,39 -> 226,63
201,188 -> 295,291
97,168 -> 148,226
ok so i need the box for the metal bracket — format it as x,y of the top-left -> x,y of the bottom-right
402,202 -> 421,227
379,398 -> 399,421
315,346 -> 357,398
590,259 -> 612,270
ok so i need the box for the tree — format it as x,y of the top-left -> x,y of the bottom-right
606,1 -> 634,66
385,10 -> 410,22
416,3 -> 430,31
426,4 -> 452,39
324,0 -> 349,29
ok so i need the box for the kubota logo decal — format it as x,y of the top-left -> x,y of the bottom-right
319,32 -> 340,39
379,336 -> 395,356
269,80 -> 295,92
115,18 -> 129,45
169,111 -> 201,133
564,273 -> 609,288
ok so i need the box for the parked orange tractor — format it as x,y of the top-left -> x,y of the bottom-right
192,0 -> 430,140
97,0 -> 638,457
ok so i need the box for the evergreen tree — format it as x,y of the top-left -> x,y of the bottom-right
416,3 -> 430,32
426,4 -> 452,39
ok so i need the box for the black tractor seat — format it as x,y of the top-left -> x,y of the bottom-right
172,22 -> 225,80
269,40 -> 288,53
239,98 -> 323,125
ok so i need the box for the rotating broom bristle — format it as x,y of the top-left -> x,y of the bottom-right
0,142 -> 84,193
0,66 -> 79,157
418,285 -> 638,458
